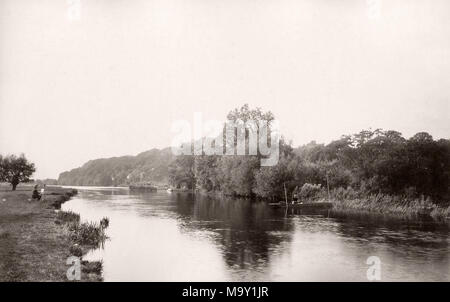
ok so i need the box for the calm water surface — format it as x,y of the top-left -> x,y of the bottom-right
62,187 -> 450,281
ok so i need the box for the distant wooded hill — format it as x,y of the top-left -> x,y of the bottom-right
57,148 -> 174,186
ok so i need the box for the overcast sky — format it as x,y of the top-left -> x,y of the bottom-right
1,0 -> 449,179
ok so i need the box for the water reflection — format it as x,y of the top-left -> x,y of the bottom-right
62,188 -> 450,281
174,194 -> 295,274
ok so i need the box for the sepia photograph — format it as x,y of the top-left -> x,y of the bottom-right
0,0 -> 449,292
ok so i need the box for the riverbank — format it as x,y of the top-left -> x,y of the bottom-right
195,188 -> 450,221
328,194 -> 450,221
0,185 -> 105,281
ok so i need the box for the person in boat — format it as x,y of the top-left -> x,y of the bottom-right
292,186 -> 299,204
293,193 -> 298,203
32,185 -> 41,201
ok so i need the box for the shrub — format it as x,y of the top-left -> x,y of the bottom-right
331,187 -> 359,200
298,183 -> 323,200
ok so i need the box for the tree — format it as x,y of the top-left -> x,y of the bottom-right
253,154 -> 298,200
226,104 -> 276,158
0,154 -> 36,190
218,155 -> 260,197
168,155 -> 196,189
194,155 -> 221,192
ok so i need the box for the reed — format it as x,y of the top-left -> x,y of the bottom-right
68,221 -> 108,247
329,192 -> 449,220
430,205 -> 450,220
56,210 -> 80,224
100,217 -> 109,229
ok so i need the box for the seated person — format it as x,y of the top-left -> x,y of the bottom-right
32,185 -> 41,200
292,192 -> 299,204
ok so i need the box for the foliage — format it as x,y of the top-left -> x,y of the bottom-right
0,154 -> 35,190
293,129 -> 450,203
168,155 -> 196,189
298,183 -> 323,200
168,104 -> 277,197
219,155 -> 260,197
194,155 -> 221,192
253,149 -> 298,200
167,105 -> 450,205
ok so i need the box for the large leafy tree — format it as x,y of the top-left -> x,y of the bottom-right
226,104 -> 275,158
0,154 -> 36,190
168,155 -> 196,189
253,155 -> 299,201
194,155 -> 221,192
253,139 -> 298,200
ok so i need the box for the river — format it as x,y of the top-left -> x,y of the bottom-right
61,187 -> 450,281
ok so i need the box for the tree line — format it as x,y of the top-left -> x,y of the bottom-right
169,105 -> 450,205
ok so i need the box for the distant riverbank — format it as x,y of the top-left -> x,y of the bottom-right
0,185 -> 105,281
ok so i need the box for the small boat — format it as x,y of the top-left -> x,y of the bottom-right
166,187 -> 193,193
269,202 -> 333,210
417,207 -> 434,217
129,183 -> 157,192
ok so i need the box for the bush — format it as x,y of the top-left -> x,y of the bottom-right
331,187 -> 359,201
298,183 -> 323,200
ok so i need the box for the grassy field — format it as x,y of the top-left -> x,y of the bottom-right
0,184 -> 103,282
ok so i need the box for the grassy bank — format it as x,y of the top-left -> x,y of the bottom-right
0,185 -> 107,281
327,192 -> 450,220
189,187 -> 450,221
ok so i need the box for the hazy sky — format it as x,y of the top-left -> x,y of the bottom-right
1,0 -> 449,178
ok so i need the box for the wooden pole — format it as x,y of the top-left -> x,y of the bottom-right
326,173 -> 330,201
284,182 -> 288,206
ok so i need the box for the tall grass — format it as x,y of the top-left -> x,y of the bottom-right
295,185 -> 450,220
430,206 -> 450,220
327,187 -> 450,220
67,221 -> 108,247
56,210 -> 80,224
57,210 -> 110,248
